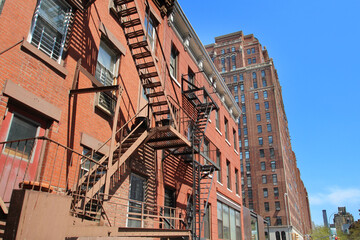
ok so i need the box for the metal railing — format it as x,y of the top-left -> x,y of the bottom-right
0,136 -> 104,204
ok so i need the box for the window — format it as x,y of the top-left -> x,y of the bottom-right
241,94 -> 245,102
258,137 -> 263,145
246,162 -> 251,172
272,174 -> 278,184
170,45 -> 178,79
267,124 -> 272,132
0,0 -> 5,15
232,55 -> 236,70
217,202 -> 242,240
274,187 -> 279,197
265,217 -> 271,226
252,58 -> 256,63
251,47 -> 255,53
217,149 -> 221,183
224,117 -> 229,140
28,0 -> 72,63
262,79 -> 267,87
257,125 -> 262,133
4,114 -> 40,160
240,152 -> 243,160
264,101 -> 269,109
260,149 -> 265,158
235,169 -> 239,194
262,175 -> 267,184
221,58 -> 225,72
261,162 -> 266,171
203,138 -> 209,163
242,115 -> 247,125
266,112 -> 271,120
264,90 -> 268,98
226,160 -> 231,189
204,205 -> 211,239
255,103 -> 260,111
248,189 -> 253,198
242,105 -> 246,113
81,147 -> 104,177
233,129 -> 237,150
253,80 -> 258,89
221,49 -> 225,54
252,72 -> 257,79
231,46 -> 235,52
227,56 -> 230,71
249,202 -> 254,211
234,86 -> 238,94
275,201 -> 280,211
244,127 -> 248,135
268,136 -> 273,144
248,58 -> 251,64
245,151 -> 250,159
164,187 -> 176,229
240,74 -> 244,81
145,11 -> 157,49
276,217 -> 282,225
247,49 -> 251,54
263,188 -> 268,198
264,202 -> 269,211
215,110 -> 220,130
96,40 -> 118,113
261,70 -> 265,77
256,114 -> 261,122
233,75 -> 238,82
238,128 -> 241,138
244,138 -> 249,147
254,92 -> 259,99
128,174 -> 146,227
270,148 -> 275,158
235,96 -> 239,103
271,161 -> 276,171
247,174 -> 252,187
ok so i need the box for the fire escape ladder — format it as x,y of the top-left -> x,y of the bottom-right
114,0 -> 178,129
73,118 -> 152,219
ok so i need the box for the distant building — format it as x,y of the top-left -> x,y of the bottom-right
323,210 -> 329,227
205,31 -> 312,240
334,207 -> 354,234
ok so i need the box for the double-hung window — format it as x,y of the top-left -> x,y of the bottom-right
28,0 -> 72,63
144,11 -> 157,50
96,40 -> 118,113
170,45 -> 179,79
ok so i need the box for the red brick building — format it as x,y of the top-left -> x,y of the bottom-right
0,1 -> 267,239
206,32 -> 312,240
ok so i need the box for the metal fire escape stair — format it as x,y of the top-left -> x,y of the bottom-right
114,0 -> 178,129
181,77 -> 219,240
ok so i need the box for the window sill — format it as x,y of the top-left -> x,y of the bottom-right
225,139 -> 231,146
170,74 -> 181,88
216,128 -> 222,136
227,188 -> 232,192
234,149 -> 239,155
21,40 -> 68,77
217,181 -> 223,186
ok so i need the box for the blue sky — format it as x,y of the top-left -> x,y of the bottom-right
178,0 -> 360,225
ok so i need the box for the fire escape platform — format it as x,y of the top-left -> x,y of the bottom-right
147,125 -> 191,150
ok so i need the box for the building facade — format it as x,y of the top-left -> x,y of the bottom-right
0,0 -> 268,239
334,207 -> 354,234
206,31 -> 312,240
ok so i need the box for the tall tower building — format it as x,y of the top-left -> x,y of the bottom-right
206,31 -> 312,239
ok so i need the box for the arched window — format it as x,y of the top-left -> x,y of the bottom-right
276,231 -> 281,240
281,231 -> 287,240
252,72 -> 257,79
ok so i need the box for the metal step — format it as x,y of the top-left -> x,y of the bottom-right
136,62 -> 155,69
140,72 -> 158,79
143,81 -> 161,88
146,91 -> 164,98
129,40 -> 148,49
149,100 -> 167,107
133,51 -> 151,59
122,18 -> 141,28
153,109 -> 170,116
125,29 -> 145,39
118,7 -> 137,17
114,0 -> 134,5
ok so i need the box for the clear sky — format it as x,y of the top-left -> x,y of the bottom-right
177,0 -> 360,226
